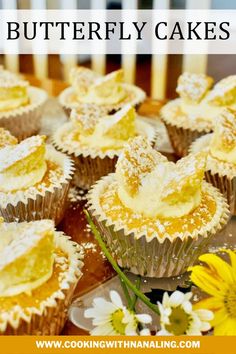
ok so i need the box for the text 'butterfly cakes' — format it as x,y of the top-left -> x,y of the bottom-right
88,136 -> 229,278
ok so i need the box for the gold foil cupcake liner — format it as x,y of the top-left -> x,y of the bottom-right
72,154 -> 118,190
163,121 -> 207,157
0,87 -> 48,141
0,231 -> 84,335
59,84 -> 146,117
161,99 -> 212,157
190,134 -> 236,215
88,175 -> 229,278
205,171 -> 236,216
52,119 -> 156,190
0,145 -> 74,225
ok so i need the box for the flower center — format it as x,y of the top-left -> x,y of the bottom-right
224,287 -> 236,318
111,309 -> 127,335
165,306 -> 190,335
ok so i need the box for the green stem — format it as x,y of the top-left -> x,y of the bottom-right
130,276 -> 141,310
85,210 -> 160,315
119,276 -> 132,309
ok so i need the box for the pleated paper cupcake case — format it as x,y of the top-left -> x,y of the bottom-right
205,170 -> 236,215
0,87 -> 48,141
0,233 -> 84,335
52,120 -> 157,190
88,176 -> 230,278
89,208 -> 229,278
163,121 -> 209,157
2,284 -> 76,335
58,84 -> 146,117
72,154 -> 118,190
0,181 -> 71,225
189,134 -> 236,215
0,147 -> 74,224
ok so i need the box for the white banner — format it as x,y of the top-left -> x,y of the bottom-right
0,9 -> 236,54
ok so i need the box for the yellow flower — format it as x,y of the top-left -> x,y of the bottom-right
189,250 -> 236,335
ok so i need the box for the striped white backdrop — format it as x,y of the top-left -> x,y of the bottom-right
1,0 -> 211,99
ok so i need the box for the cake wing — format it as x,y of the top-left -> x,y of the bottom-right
69,67 -> 100,96
0,135 -> 46,175
162,152 -> 207,203
206,75 -> 236,106
96,104 -> 136,140
116,136 -> 167,197
0,220 -> 54,297
177,72 -> 213,103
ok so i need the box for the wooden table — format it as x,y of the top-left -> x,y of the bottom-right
24,75 -> 166,335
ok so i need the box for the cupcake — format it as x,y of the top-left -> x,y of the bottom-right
0,66 -> 48,140
190,107 -> 236,215
0,128 -> 18,148
161,73 -> 236,157
59,67 -> 146,116
88,136 -> 229,278
0,135 -> 74,224
52,104 -> 156,189
0,219 -> 83,335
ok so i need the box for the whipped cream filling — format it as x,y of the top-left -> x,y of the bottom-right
0,96 -> 29,111
0,161 -> 47,192
79,120 -> 145,150
210,145 -> 236,164
78,85 -> 127,105
117,164 -> 201,218
180,100 -> 222,122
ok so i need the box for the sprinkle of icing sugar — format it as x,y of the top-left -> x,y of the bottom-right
0,220 -> 53,270
0,135 -> 45,172
162,152 -> 206,199
0,66 -> 28,88
93,69 -> 123,86
213,108 -> 236,149
0,128 -> 18,148
206,75 -> 236,104
99,180 -> 216,239
70,104 -> 109,134
177,72 -> 213,103
116,136 -> 167,196
69,67 -> 100,95
116,136 -> 206,200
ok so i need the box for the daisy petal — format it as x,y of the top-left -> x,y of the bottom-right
184,292 -> 193,301
200,321 -> 211,332
169,291 -> 185,307
91,323 -> 114,335
187,328 -> 202,336
162,292 -> 170,307
140,328 -> 151,335
135,314 -> 152,324
194,309 -> 214,321
182,300 -> 192,313
156,329 -> 172,336
110,290 -> 124,308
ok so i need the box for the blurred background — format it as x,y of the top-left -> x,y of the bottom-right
0,0 -> 235,99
